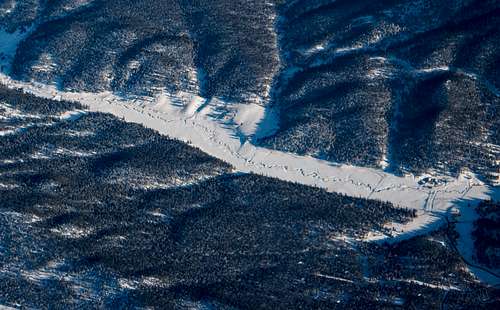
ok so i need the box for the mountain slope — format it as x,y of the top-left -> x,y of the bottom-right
260,0 -> 500,181
5,0 -> 279,103
1,0 -> 498,182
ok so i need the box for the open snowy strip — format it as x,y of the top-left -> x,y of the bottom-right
1,73 -> 499,285
1,73 -> 495,209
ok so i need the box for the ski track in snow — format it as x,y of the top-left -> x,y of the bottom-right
1,71 -> 499,285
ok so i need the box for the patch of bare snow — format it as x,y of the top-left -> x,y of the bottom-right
179,92 -> 209,116
313,273 -> 354,284
0,0 -> 16,16
52,147 -> 97,157
50,225 -> 94,239
65,129 -> 94,137
0,128 -> 22,136
0,26 -> 33,73
31,53 -> 58,75
398,279 -> 460,291
141,276 -> 166,287
0,183 -> 19,189
61,0 -> 95,12
59,109 -> 86,121
118,278 -> 138,290
147,210 -> 168,218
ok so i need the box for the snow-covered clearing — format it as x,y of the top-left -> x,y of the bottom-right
0,27 -> 32,73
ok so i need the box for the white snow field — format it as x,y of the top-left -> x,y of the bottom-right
0,27 -> 498,285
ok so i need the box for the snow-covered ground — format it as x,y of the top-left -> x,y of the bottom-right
0,28 -> 498,285
0,27 -> 32,73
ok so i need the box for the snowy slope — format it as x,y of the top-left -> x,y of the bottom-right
0,27 -> 31,73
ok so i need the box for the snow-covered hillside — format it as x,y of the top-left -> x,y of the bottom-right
1,71 -> 499,285
0,0 -> 499,295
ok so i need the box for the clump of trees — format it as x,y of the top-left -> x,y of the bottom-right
472,200 -> 500,269
9,0 -> 279,102
0,84 -> 83,113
